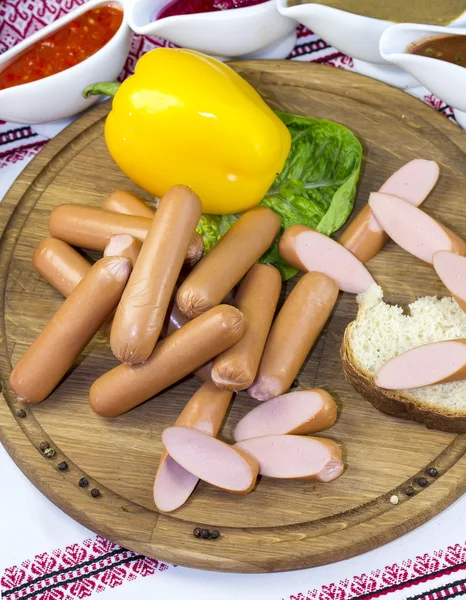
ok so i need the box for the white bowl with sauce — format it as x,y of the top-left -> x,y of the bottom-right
275,0 -> 466,67
127,0 -> 297,60
380,25 -> 466,126
0,0 -> 132,125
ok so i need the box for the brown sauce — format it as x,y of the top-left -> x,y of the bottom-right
409,34 -> 466,67
286,0 -> 465,25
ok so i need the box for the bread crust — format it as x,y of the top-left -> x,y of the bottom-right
341,322 -> 466,433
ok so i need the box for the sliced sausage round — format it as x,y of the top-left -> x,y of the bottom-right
279,225 -> 375,294
234,435 -> 344,482
369,192 -> 466,264
375,339 -> 466,390
162,426 -> 259,494
234,389 -> 337,441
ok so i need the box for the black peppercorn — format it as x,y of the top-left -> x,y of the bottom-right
39,441 -> 49,452
79,478 -> 89,488
193,528 -> 201,538
291,379 -> 299,388
90,488 -> 101,498
427,467 -> 438,477
210,530 -> 220,540
200,529 -> 210,539
405,486 -> 415,496
16,409 -> 26,418
417,477 -> 428,487
57,461 -> 68,471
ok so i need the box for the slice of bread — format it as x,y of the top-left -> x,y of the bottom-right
341,284 -> 466,432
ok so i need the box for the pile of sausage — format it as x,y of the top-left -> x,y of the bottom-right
10,156 -> 457,509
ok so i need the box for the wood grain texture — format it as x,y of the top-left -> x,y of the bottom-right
1,61 -> 466,573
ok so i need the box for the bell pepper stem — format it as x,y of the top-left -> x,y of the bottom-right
83,82 -> 121,99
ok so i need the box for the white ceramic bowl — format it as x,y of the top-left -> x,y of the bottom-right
127,0 -> 297,59
276,0 -> 466,65
0,0 -> 132,124
380,24 -> 466,113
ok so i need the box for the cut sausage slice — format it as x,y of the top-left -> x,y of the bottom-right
102,190 -> 155,218
10,257 -> 131,404
234,435 -> 343,482
339,160 -> 439,262
248,272 -> 338,401
279,225 -> 375,294
49,203 -> 204,265
176,207 -> 280,318
110,185 -> 202,364
154,381 -> 232,512
234,389 -> 337,441
374,340 -> 466,390
433,251 -> 466,313
104,234 -> 142,267
369,193 -> 466,264
89,304 -> 244,417
33,237 -> 91,297
162,427 -> 258,494
211,264 -> 282,392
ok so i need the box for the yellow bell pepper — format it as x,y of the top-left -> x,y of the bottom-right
84,48 -> 291,215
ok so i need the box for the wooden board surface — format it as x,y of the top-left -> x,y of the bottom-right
1,61 -> 466,573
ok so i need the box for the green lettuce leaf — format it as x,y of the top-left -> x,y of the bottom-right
196,111 -> 362,279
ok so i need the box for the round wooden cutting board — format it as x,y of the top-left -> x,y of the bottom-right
1,61 -> 466,574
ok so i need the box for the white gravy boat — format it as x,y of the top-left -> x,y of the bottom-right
127,0 -> 297,59
380,24 -> 466,118
0,0 -> 132,124
276,0 -> 466,66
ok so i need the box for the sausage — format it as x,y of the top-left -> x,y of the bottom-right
101,190 -> 155,218
10,257 -> 131,404
211,264 -> 282,391
176,207 -> 281,318
33,237 -> 91,297
374,339 -> 466,390
279,225 -> 375,294
234,389 -> 337,441
89,304 -> 244,417
49,203 -> 204,265
154,382 -> 232,512
248,272 -> 339,401
368,192 -> 466,264
433,250 -> 466,312
162,426 -> 259,494
234,435 -> 343,482
339,160 -> 439,262
110,185 -> 202,364
49,204 -> 151,250
102,191 -> 205,267
104,234 -> 142,267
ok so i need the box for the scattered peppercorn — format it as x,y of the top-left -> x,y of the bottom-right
417,477 -> 428,487
427,467 -> 438,477
193,528 -> 201,538
210,530 -> 220,539
389,495 -> 399,505
405,486 -> 415,496
57,461 -> 68,471
39,441 -> 49,451
200,529 -> 210,539
16,409 -> 26,418
79,478 -> 89,488
90,488 -> 101,498
44,447 -> 56,458
291,379 -> 299,388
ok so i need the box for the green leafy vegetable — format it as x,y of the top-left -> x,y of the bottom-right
196,111 -> 362,279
